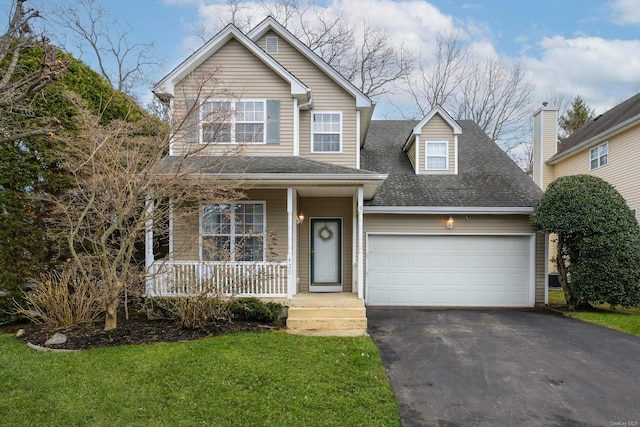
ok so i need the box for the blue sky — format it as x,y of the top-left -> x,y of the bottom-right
5,0 -> 640,116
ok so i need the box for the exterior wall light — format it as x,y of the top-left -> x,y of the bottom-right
446,215 -> 454,229
296,212 -> 305,225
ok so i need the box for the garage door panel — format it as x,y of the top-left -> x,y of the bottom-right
367,235 -> 532,307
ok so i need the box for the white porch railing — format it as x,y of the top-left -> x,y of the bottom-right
147,261 -> 288,298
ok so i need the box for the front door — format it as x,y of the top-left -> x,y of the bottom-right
310,218 -> 342,292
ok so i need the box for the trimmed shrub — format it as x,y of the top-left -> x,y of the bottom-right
229,298 -> 283,324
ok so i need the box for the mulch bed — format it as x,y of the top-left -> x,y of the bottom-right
0,313 -> 282,351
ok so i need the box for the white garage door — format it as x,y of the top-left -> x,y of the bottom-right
367,235 -> 533,306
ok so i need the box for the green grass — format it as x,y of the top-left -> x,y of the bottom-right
0,332 -> 400,427
548,289 -> 640,337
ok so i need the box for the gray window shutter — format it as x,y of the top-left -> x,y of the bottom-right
185,99 -> 198,143
266,99 -> 280,145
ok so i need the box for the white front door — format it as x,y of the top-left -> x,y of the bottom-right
310,218 -> 342,292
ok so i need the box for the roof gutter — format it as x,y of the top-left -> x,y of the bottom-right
363,206 -> 534,214
548,112 -> 640,164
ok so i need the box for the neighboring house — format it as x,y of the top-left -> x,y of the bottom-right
148,17 -> 546,334
533,94 -> 640,275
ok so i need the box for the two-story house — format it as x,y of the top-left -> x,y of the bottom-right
533,94 -> 640,277
148,17 -> 546,335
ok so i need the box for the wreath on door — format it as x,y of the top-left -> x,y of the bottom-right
318,224 -> 333,241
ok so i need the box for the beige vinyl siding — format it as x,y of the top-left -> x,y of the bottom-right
418,114 -> 456,175
297,197 -> 353,292
406,140 -> 416,170
533,110 -> 542,187
172,39 -> 294,156
258,32 -> 358,168
171,189 -> 288,262
553,124 -> 640,212
363,214 -> 545,305
541,110 -> 557,189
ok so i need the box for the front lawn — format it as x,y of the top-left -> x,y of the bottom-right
0,332 -> 400,426
548,289 -> 640,337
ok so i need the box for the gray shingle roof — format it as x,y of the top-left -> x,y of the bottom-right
157,155 -> 383,176
362,120 -> 543,207
554,92 -> 640,158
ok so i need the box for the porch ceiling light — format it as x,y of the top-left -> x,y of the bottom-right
296,212 -> 305,225
446,215 -> 454,229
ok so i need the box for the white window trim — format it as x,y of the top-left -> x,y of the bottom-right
311,111 -> 343,154
265,36 -> 278,54
589,141 -> 608,170
200,99 -> 267,145
425,140 -> 449,171
199,201 -> 267,262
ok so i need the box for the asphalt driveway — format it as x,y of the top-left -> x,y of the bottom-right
367,308 -> 640,427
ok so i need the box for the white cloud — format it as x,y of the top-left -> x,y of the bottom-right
610,0 -> 640,25
523,35 -> 640,113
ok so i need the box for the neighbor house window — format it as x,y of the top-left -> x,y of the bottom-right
201,99 -> 265,144
201,202 -> 265,261
266,36 -> 278,54
590,142 -> 608,170
425,141 -> 448,170
312,112 -> 342,153
632,208 -> 638,222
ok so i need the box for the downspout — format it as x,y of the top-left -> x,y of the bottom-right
298,89 -> 314,110
295,89 -> 313,157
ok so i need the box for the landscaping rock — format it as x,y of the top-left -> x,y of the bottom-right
45,333 -> 67,346
15,329 -> 25,338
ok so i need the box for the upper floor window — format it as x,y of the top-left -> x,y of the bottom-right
312,112 -> 342,153
425,141 -> 448,170
266,36 -> 278,54
201,202 -> 265,262
201,99 -> 265,144
590,142 -> 608,170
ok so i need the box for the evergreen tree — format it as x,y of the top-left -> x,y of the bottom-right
558,96 -> 595,140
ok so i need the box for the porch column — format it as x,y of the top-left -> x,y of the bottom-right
357,187 -> 364,300
287,187 -> 295,299
145,194 -> 154,294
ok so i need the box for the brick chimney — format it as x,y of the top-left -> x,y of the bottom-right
532,103 -> 559,190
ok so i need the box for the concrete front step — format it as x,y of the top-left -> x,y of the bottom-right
286,293 -> 368,336
287,317 -> 367,330
288,307 -> 366,319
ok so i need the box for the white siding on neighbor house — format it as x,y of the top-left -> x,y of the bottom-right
532,108 -> 558,190
257,31 -> 359,168
172,39 -> 294,156
415,114 -> 456,175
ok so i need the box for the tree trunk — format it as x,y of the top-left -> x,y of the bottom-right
103,281 -> 123,331
556,234 -> 577,310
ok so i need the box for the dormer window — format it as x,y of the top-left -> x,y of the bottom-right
266,36 -> 278,54
589,142 -> 608,170
426,141 -> 448,170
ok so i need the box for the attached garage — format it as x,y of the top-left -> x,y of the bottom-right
366,234 -> 534,307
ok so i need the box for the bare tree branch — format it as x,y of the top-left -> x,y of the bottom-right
50,0 -> 159,98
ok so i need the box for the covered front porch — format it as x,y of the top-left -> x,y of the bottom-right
145,176 -> 383,302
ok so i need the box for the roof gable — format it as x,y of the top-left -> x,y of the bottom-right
153,24 -> 309,102
403,105 -> 462,151
553,92 -> 640,161
247,16 -> 372,110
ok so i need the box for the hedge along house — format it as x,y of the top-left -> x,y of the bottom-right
148,17 -> 546,335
